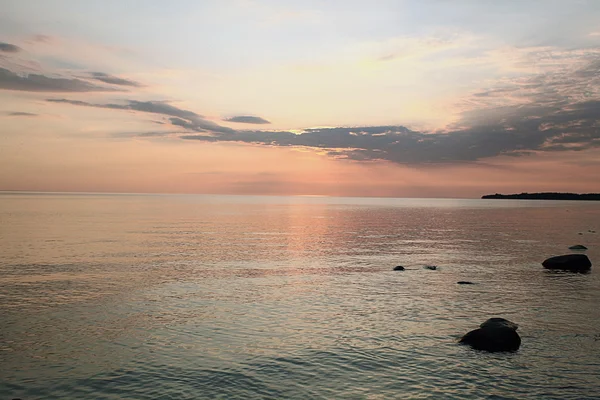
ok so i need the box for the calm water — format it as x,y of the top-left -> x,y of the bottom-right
1,193 -> 600,399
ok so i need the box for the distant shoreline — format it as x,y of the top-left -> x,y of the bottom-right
482,192 -> 600,201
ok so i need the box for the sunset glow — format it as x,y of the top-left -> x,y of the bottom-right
2,0 -> 600,197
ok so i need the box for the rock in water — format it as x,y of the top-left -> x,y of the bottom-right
459,318 -> 521,352
542,254 -> 592,272
457,281 -> 475,285
479,317 -> 518,331
424,265 -> 437,270
568,244 -> 588,250
393,265 -> 405,271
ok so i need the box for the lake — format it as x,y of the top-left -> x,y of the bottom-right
1,193 -> 599,399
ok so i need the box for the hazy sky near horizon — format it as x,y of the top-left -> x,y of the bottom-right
1,0 -> 600,197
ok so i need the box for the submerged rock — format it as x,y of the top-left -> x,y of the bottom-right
457,281 -> 475,285
424,265 -> 438,270
393,265 -> 405,271
542,254 -> 592,272
459,318 -> 521,352
568,244 -> 588,250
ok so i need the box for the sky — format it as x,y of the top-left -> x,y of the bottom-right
1,0 -> 600,198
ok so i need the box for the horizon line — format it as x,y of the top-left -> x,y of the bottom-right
0,189 -> 477,200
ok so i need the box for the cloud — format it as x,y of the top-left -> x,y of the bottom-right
0,67 -> 117,92
223,115 -> 271,124
0,42 -> 21,53
178,125 -> 524,163
177,101 -> 600,163
462,47 -> 600,112
47,46 -> 600,165
51,90 -> 600,164
47,98 -> 235,134
90,72 -> 142,87
179,76 -> 600,163
168,117 -> 205,131
183,46 -> 600,164
7,112 -> 37,117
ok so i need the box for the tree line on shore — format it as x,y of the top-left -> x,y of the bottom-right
481,192 -> 600,200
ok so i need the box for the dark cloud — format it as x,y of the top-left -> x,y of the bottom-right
179,51 -> 600,163
0,68 -> 117,92
179,124 -> 544,163
7,112 -> 37,117
48,49 -> 600,164
223,115 -> 271,124
169,117 -> 207,132
90,72 -> 142,87
180,95 -> 600,164
0,42 -> 21,53
53,93 -> 600,164
47,98 -> 234,134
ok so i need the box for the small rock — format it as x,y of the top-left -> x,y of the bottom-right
424,265 -> 438,270
568,244 -> 588,250
457,281 -> 475,285
542,254 -> 592,272
393,265 -> 405,271
459,318 -> 521,352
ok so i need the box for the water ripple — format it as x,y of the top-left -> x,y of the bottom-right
1,195 -> 600,399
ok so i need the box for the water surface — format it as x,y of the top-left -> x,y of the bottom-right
1,193 -> 599,399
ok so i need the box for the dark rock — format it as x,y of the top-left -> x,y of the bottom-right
393,265 -> 405,271
424,265 -> 437,270
459,318 -> 521,352
479,317 -> 518,331
457,281 -> 475,285
542,254 -> 592,272
568,244 -> 588,250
